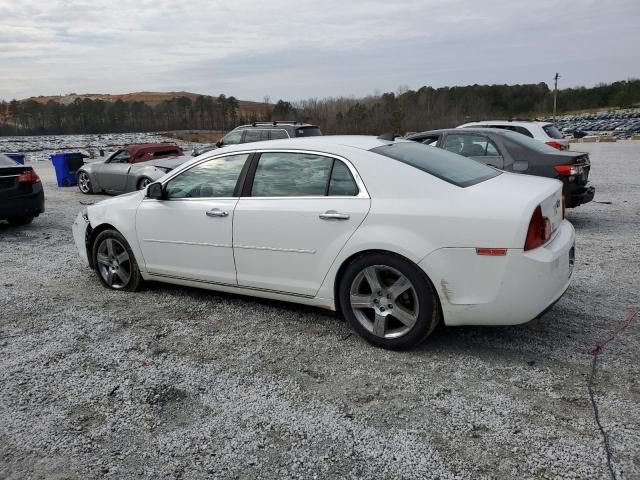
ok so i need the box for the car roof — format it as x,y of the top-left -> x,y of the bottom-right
123,143 -> 181,154
459,120 -> 552,127
203,135 -> 394,154
234,122 -> 318,130
408,128 -> 512,138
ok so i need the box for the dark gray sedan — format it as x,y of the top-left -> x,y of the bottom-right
77,155 -> 192,195
407,128 -> 595,208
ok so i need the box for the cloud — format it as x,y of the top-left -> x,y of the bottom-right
0,0 -> 639,101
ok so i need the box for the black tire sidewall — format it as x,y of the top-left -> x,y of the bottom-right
338,253 -> 439,350
7,216 -> 34,226
92,229 -> 142,291
137,178 -> 151,190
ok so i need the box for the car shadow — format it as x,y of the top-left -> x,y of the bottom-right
140,279 -> 576,358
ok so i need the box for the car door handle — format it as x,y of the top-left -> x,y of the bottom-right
319,210 -> 350,221
206,208 -> 229,218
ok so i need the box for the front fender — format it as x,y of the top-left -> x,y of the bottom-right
87,192 -> 146,271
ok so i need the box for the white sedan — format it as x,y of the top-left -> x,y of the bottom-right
72,136 -> 575,349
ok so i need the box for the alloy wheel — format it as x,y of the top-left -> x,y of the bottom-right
96,238 -> 132,289
349,265 -> 419,339
78,172 -> 91,193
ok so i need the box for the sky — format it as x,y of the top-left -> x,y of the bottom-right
1,0 -> 639,102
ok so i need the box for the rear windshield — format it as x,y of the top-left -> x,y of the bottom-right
295,126 -> 322,137
370,142 -> 500,187
542,124 -> 564,139
0,153 -> 17,166
502,131 -> 559,154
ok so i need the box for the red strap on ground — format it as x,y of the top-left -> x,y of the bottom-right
587,308 -> 640,356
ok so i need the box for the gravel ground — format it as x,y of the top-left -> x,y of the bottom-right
1,141 -> 639,479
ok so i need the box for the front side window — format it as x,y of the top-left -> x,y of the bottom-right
250,152 -> 358,197
371,142 -> 500,188
165,153 -> 248,199
109,151 -> 130,163
221,130 -> 243,145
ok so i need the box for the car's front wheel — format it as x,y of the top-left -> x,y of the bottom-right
78,171 -> 93,194
92,229 -> 142,291
338,253 -> 440,350
137,177 -> 152,190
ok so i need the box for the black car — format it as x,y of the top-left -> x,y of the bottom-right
194,121 -> 322,155
0,153 -> 45,225
407,128 -> 595,208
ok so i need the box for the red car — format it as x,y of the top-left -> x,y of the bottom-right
108,143 -> 183,164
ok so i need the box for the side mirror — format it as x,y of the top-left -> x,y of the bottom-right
215,140 -> 223,148
146,182 -> 165,200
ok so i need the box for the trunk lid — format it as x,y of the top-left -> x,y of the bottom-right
0,165 -> 35,199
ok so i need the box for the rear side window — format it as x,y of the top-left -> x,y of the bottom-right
244,130 -> 269,143
152,149 -> 180,157
542,124 -> 564,139
295,127 -> 322,137
370,142 -> 500,187
328,161 -> 358,196
269,130 -> 289,140
250,152 -> 358,197
443,134 -> 500,157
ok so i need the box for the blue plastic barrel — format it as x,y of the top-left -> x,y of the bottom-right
5,153 -> 25,164
50,152 -> 85,187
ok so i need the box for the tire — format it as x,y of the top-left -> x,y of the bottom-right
78,171 -> 93,194
92,229 -> 142,291
137,177 -> 152,190
338,252 -> 440,350
7,216 -> 34,226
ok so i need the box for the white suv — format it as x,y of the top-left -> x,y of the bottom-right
457,120 -> 569,150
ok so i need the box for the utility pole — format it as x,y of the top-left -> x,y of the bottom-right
553,72 -> 560,121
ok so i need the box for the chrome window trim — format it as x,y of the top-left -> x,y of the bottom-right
151,148 -> 370,200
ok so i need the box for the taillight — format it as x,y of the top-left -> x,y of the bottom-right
554,164 -> 584,176
17,171 -> 40,184
546,141 -> 564,150
524,206 -> 551,251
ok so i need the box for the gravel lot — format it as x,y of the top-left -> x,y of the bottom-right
1,141 -> 639,479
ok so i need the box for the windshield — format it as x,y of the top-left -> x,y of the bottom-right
542,124 -> 564,139
502,131 -> 559,154
0,153 -> 17,166
370,141 -> 500,187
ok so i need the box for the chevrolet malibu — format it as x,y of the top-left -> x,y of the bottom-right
72,136 -> 575,349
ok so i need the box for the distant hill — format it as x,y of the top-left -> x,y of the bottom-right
24,91 -> 272,117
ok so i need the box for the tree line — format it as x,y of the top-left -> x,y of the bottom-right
0,94 -> 244,135
1,79 -> 639,136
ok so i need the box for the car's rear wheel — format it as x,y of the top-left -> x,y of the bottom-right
92,229 -> 142,291
137,177 -> 152,190
78,171 -> 93,194
338,253 -> 440,350
7,216 -> 34,226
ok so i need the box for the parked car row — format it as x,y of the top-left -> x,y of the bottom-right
542,109 -> 640,139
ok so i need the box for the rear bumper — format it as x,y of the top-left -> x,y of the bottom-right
565,183 -> 595,208
0,187 -> 45,219
419,220 -> 575,326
